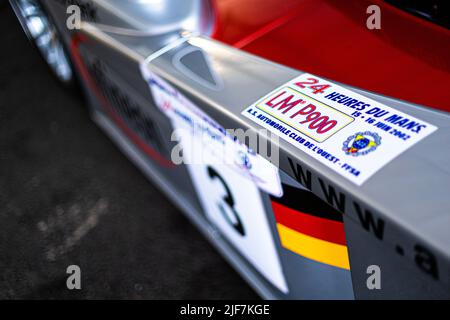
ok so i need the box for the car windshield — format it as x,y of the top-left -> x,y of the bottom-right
385,0 -> 449,29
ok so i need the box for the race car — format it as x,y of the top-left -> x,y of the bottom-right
9,0 -> 450,299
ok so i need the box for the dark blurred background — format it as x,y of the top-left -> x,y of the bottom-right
0,3 -> 257,299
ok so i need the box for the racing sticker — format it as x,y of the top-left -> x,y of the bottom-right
241,73 -> 438,185
141,65 -> 288,293
271,183 -> 350,270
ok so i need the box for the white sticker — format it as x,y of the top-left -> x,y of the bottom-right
141,66 -> 288,293
141,66 -> 282,197
179,136 -> 289,293
242,73 -> 438,185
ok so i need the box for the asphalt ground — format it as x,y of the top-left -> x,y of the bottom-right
0,3 -> 258,299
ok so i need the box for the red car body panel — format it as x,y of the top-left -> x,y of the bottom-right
212,0 -> 450,113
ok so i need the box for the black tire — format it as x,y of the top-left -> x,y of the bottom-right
10,0 -> 78,90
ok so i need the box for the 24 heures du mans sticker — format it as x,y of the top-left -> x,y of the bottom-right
141,66 -> 288,293
242,73 -> 438,185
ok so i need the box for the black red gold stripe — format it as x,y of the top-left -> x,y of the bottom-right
271,184 -> 350,270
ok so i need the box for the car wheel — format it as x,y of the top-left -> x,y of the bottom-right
10,0 -> 75,87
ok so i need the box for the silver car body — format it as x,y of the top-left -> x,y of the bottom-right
10,0 -> 450,299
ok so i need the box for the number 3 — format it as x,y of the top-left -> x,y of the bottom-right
207,166 -> 246,236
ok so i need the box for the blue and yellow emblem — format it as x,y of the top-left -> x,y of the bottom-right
342,131 -> 381,156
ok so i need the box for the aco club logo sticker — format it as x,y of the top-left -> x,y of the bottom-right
343,131 -> 381,156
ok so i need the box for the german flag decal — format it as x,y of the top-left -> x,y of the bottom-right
271,184 -> 350,270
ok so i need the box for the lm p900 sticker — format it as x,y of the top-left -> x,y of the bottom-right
242,73 -> 438,185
